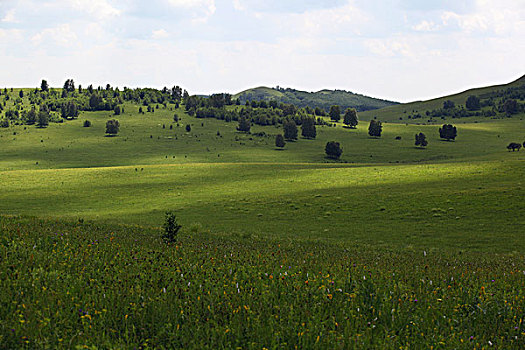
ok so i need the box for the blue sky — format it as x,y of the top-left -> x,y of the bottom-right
0,0 -> 524,102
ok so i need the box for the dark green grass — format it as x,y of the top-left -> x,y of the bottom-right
1,216 -> 523,349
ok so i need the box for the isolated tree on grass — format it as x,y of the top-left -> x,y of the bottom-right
185,124 -> 191,132
105,119 -> 120,136
368,120 -> 382,137
237,116 -> 251,133
301,117 -> 316,139
415,133 -> 428,148
275,134 -> 286,149
329,105 -> 341,122
162,210 -> 182,244
439,124 -> 457,141
507,142 -> 521,152
325,141 -> 342,159
283,119 -> 298,140
343,108 -> 358,128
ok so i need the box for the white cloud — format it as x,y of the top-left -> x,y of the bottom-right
32,24 -> 79,48
68,0 -> 121,20
152,29 -> 169,39
1,9 -> 18,23
412,20 -> 439,32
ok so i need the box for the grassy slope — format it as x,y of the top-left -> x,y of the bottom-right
0,90 -> 524,252
361,74 -> 525,122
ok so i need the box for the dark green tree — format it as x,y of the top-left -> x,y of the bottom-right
325,141 -> 342,159
301,117 -> 316,139
114,105 -> 121,115
503,99 -> 518,115
41,80 -> 49,92
329,105 -> 341,122
63,79 -> 75,92
24,108 -> 37,125
237,116 -> 251,133
466,95 -> 480,111
368,120 -> 382,137
37,110 -> 49,128
443,100 -> 455,109
19,90 -> 24,98
283,119 -> 298,140
275,134 -> 285,149
105,119 -> 120,135
89,94 -> 103,110
83,120 -> 92,127
185,124 -> 191,132
343,108 -> 358,128
415,132 -> 428,148
439,124 -> 457,141
162,211 -> 182,244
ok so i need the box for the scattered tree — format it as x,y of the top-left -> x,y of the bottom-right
19,90 -> 24,98
507,142 -> 521,152
114,105 -> 121,115
503,99 -> 518,115
83,120 -> 92,127
368,120 -> 382,137
283,119 -> 298,140
275,134 -> 286,149
185,124 -> 191,132
41,79 -> 49,92
105,119 -> 120,135
439,124 -> 457,141
63,79 -> 75,93
325,141 -> 342,159
237,116 -> 251,133
415,132 -> 428,148
36,110 -> 49,128
343,108 -> 358,128
301,117 -> 316,139
443,100 -> 455,109
24,108 -> 37,125
329,105 -> 341,122
162,211 -> 182,244
466,95 -> 480,111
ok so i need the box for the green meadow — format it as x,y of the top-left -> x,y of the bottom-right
1,85 -> 524,348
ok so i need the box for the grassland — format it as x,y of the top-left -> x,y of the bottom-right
1,84 -> 524,348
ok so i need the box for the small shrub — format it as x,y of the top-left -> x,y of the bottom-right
83,120 -> 92,127
162,211 -> 182,244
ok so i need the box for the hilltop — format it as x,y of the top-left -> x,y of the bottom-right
233,86 -> 398,112
361,74 -> 525,122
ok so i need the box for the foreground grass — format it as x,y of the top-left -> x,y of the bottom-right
0,216 -> 523,349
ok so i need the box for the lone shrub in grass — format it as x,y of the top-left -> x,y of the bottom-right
185,124 -> 191,132
162,211 -> 182,243
105,119 -> 120,135
415,132 -> 428,148
275,134 -> 285,149
507,142 -> 521,151
83,120 -> 92,127
439,124 -> 457,141
325,141 -> 342,159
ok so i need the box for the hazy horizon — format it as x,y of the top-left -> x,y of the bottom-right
1,0 -> 524,102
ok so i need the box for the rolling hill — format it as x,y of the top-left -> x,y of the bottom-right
233,86 -> 398,112
361,74 -> 525,122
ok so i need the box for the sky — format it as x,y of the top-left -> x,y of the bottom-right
0,0 -> 524,102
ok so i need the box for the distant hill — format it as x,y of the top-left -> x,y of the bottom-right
360,74 -> 525,122
233,86 -> 398,112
